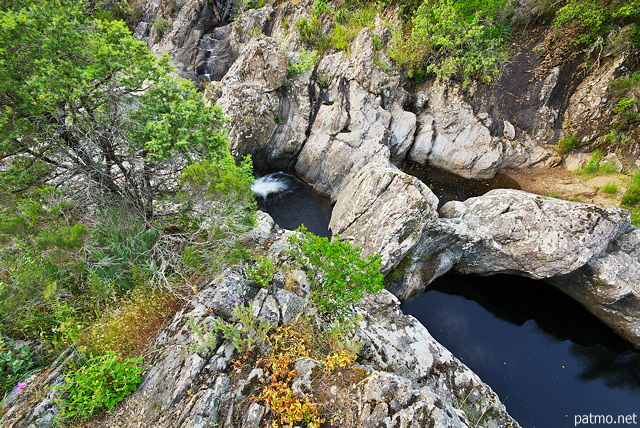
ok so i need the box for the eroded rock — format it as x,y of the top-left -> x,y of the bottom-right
439,189 -> 630,278
329,165 -> 439,273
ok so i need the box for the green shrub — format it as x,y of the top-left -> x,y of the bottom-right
389,0 -> 512,86
579,150 -> 616,175
601,182 -> 619,195
296,16 -> 327,47
188,300 -> 275,354
287,50 -> 318,77
58,351 -> 143,419
288,226 -> 383,320
88,209 -> 160,296
247,257 -> 276,288
622,171 -> 640,207
557,135 -> 579,154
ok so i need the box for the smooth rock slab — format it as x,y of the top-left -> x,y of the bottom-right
330,165 -> 439,273
439,189 -> 630,279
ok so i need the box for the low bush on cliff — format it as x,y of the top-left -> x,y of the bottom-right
388,0 -> 513,86
288,227 -> 383,320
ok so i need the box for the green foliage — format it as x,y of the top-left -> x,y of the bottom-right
557,135 -> 579,154
330,23 -> 362,52
0,338 -> 37,398
288,227 -> 383,320
247,257 -> 276,288
296,16 -> 327,47
0,0 -> 229,217
312,0 -> 329,16
389,0 -> 512,86
88,209 -> 160,296
0,189 -> 88,337
622,171 -> 640,207
608,73 -> 640,100
601,181 -> 620,195
554,0 -> 640,45
610,97 -> 639,131
189,300 -> 275,354
330,4 -> 380,53
287,50 -> 319,77
578,150 -> 617,175
130,75 -> 228,164
152,17 -> 171,35
58,351 -> 143,419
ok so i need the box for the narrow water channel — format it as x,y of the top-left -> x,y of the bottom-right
251,169 -> 640,428
401,274 -> 640,428
252,172 -> 332,237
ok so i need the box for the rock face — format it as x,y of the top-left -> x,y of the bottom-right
387,190 -> 640,348
0,215 -> 520,428
407,80 -> 504,179
330,165 -> 439,273
551,225 -> 640,348
293,29 -> 400,199
439,189 -> 630,278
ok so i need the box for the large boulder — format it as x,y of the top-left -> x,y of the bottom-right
407,80 -> 503,179
439,189 -> 630,278
329,165 -> 439,273
551,225 -> 640,348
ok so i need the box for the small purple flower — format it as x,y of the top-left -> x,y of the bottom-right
15,383 -> 27,392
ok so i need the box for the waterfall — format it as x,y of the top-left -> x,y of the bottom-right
251,172 -> 291,199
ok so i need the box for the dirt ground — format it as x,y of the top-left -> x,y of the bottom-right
505,167 -> 629,209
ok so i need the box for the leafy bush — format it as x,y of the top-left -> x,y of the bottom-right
557,135 -> 579,154
578,150 -> 616,175
622,171 -> 640,207
288,227 -> 383,320
389,0 -> 512,86
296,16 -> 327,47
602,182 -> 620,195
189,300 -> 275,355
58,351 -> 143,419
88,209 -> 160,297
247,257 -> 276,288
0,339 -> 37,398
287,50 -> 318,77
554,0 -> 640,45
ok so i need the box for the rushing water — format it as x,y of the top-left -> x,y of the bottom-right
401,274 -> 640,428
251,172 -> 333,237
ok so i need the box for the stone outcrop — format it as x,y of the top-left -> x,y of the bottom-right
551,224 -> 640,348
294,29 -> 401,199
386,189 -> 640,348
330,165 -> 439,273
438,189 -> 630,278
0,215 -> 519,428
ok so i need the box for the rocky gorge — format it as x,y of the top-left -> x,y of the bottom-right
139,0 -> 639,347
3,0 -> 639,426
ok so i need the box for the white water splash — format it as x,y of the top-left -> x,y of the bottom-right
251,173 -> 290,199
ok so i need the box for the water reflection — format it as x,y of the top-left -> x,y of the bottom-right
401,273 -> 640,428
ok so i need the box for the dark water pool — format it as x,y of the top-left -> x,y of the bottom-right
252,172 -> 333,237
401,274 -> 640,428
403,163 -> 521,208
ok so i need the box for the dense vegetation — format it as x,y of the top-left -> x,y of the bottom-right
0,0 -> 256,411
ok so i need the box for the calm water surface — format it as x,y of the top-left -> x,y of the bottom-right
401,274 -> 640,428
